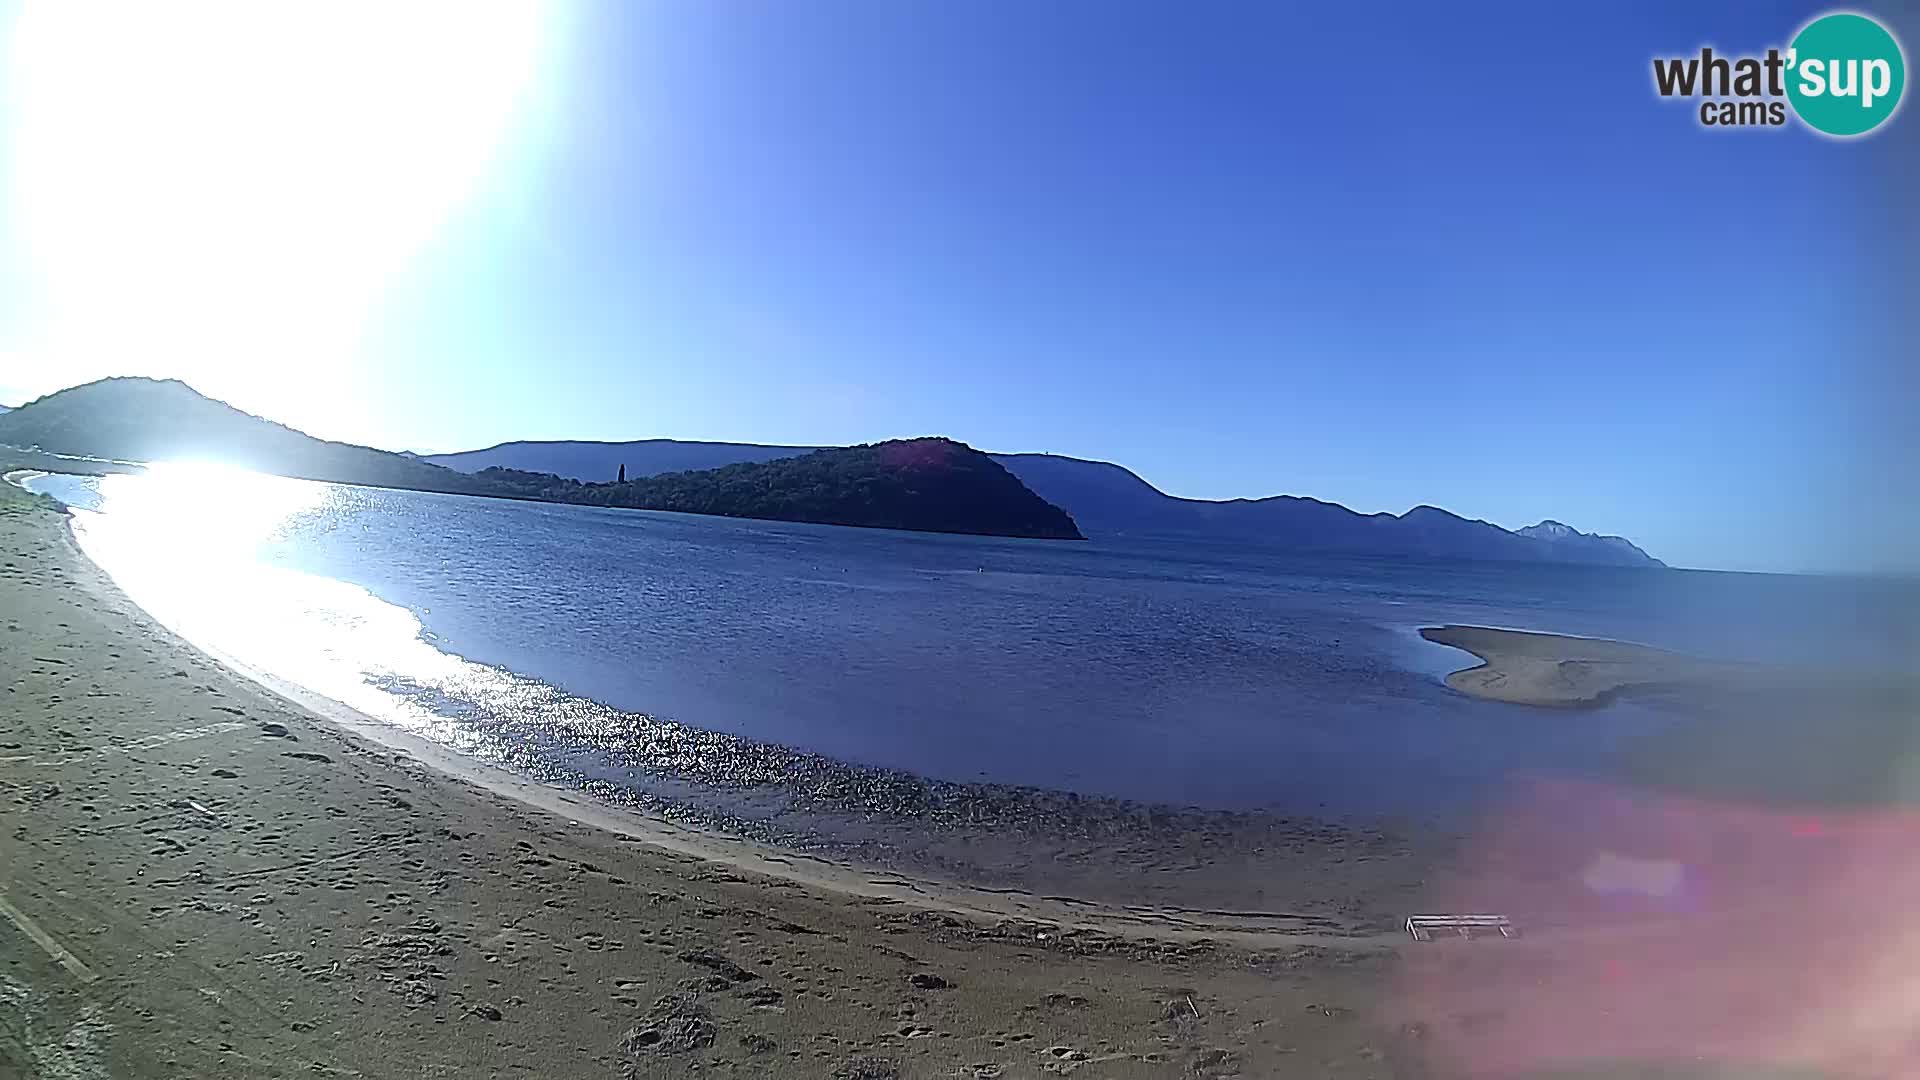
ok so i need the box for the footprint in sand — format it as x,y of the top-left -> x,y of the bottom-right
740,1033 -> 777,1056
1185,1048 -> 1239,1077
678,949 -> 759,984
736,985 -> 783,1009
1039,1046 -> 1092,1075
1036,1045 -> 1098,1068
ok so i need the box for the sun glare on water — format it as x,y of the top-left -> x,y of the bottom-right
4,1 -> 554,412
89,463 -> 328,558
77,466 -> 339,656
69,467 -> 512,753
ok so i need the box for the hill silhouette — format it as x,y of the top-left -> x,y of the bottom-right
427,439 -> 1661,566
0,379 -> 1083,540
996,453 -> 1662,566
478,439 -> 1084,539
0,378 -> 497,495
1,378 -> 1656,559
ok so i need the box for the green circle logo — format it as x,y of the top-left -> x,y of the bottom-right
1786,12 -> 1906,136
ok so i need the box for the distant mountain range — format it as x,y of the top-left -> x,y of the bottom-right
425,440 -> 1663,566
0,378 -> 1660,563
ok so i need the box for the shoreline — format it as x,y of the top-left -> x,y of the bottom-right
210,623 -> 1400,950
15,466 -> 1440,929
26,470 -> 1428,933
14,468 -> 1400,946
0,482 -> 1421,1077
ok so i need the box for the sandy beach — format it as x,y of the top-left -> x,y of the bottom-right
0,483 -> 1426,1078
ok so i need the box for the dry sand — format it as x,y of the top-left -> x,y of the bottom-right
0,486 -> 1425,1079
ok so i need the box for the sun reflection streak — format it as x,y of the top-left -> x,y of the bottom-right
49,467 -> 936,804
88,463 -> 328,559
51,465 -> 741,791
69,466 -> 507,750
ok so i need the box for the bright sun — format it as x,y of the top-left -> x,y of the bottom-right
4,1 -> 553,422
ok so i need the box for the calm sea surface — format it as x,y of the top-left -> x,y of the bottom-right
25,467 -> 1912,825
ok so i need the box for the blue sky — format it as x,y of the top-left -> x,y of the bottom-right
0,1 -> 1910,572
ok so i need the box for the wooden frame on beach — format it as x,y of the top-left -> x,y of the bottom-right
1405,914 -> 1515,941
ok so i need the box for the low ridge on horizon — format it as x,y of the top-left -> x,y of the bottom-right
426,438 -> 1664,567
430,441 -> 1591,529
0,377 -> 1083,541
1,377 -> 1661,565
473,436 -> 1084,540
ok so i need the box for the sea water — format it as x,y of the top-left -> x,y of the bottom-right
25,466 -> 1909,830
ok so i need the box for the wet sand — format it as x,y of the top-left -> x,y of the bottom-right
1418,624 -> 1743,708
0,483 -> 1420,1078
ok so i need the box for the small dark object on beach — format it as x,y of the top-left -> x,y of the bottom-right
908,972 -> 951,991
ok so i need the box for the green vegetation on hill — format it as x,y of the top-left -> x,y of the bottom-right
481,439 -> 1085,539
